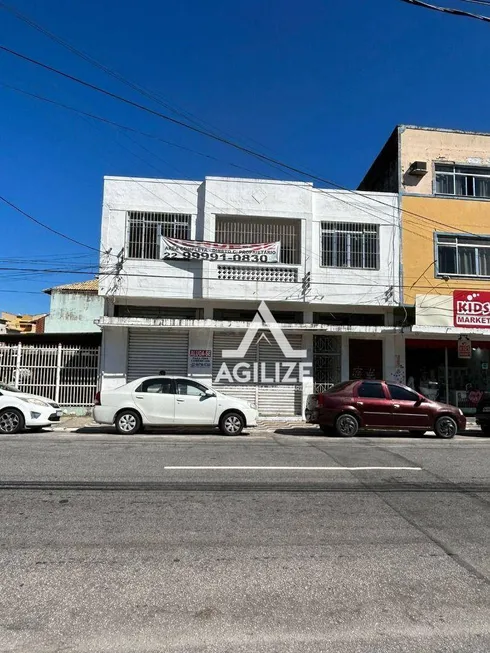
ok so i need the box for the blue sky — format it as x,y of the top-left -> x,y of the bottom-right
1,0 -> 490,313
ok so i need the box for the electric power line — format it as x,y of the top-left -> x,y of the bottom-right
5,81 -> 418,250
0,82 -> 269,180
0,263 -> 475,291
0,195 -> 103,252
0,0 -> 280,158
1,43 -> 485,244
399,0 -> 490,23
459,0 -> 490,7
6,79 -> 435,255
0,289 -> 48,294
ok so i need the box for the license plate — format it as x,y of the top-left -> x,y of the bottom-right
56,410 -> 63,417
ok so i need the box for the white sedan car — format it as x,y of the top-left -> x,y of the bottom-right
0,382 -> 63,434
94,375 -> 258,436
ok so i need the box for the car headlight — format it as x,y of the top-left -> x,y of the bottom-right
26,398 -> 49,407
248,402 -> 257,410
458,409 -> 464,416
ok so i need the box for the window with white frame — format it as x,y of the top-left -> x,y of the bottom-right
435,164 -> 490,198
320,222 -> 379,269
127,211 -> 191,259
436,233 -> 490,277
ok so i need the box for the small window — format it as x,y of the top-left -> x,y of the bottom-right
435,164 -> 490,199
215,216 -> 301,265
387,384 -> 419,402
321,222 -> 379,270
175,379 -> 208,396
357,382 -> 385,399
127,211 -> 191,259
137,378 -> 174,394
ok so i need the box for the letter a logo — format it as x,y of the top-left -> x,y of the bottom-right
222,301 -> 307,359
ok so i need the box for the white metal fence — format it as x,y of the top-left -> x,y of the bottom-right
0,342 -> 99,406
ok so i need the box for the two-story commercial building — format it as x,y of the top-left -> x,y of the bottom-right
97,176 -> 402,415
360,125 -> 490,413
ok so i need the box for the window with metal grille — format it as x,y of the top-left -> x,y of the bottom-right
127,211 -> 191,259
214,217 -> 301,265
313,335 -> 341,393
436,233 -> 490,277
320,222 -> 379,269
435,164 -> 490,198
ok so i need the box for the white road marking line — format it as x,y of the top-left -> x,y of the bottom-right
164,466 -> 422,471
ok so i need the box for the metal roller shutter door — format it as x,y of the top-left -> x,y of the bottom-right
212,332 -> 258,405
258,334 -> 303,416
127,329 -> 189,381
212,331 -> 303,416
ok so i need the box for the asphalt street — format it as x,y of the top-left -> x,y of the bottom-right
1,431 -> 489,652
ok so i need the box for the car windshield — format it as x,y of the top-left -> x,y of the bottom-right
0,382 -> 20,393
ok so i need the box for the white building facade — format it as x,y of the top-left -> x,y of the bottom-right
97,176 -> 403,416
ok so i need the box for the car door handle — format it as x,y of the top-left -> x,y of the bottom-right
356,402 -> 363,406
135,395 -> 145,399
393,404 -> 400,409
176,398 -> 185,402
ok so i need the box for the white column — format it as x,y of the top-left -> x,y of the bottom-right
301,332 -> 314,412
55,343 -> 62,403
303,310 -> 314,324
341,334 -> 350,381
384,333 -> 406,383
100,327 -> 128,391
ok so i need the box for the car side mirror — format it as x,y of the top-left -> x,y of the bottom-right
415,397 -> 423,406
205,389 -> 215,397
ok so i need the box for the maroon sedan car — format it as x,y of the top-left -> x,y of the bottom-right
305,380 -> 466,438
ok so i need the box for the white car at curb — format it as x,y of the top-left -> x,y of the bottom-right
94,375 -> 258,436
0,382 -> 63,434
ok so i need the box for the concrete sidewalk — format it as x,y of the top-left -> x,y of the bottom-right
50,414 -> 483,436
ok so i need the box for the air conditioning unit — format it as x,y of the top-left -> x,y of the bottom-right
408,161 -> 428,176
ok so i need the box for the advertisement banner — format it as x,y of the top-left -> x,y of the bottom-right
453,290 -> 490,328
188,349 -> 212,373
160,237 -> 280,263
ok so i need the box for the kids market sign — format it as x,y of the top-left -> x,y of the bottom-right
454,290 -> 490,328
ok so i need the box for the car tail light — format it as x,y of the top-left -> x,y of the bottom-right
317,393 -> 325,407
94,391 -> 101,406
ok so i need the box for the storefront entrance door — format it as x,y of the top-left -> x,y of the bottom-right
349,339 -> 383,380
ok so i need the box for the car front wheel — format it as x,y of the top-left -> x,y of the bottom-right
434,416 -> 457,439
0,408 -> 24,434
219,412 -> 244,436
115,410 -> 141,435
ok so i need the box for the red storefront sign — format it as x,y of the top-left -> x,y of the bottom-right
453,290 -> 490,328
